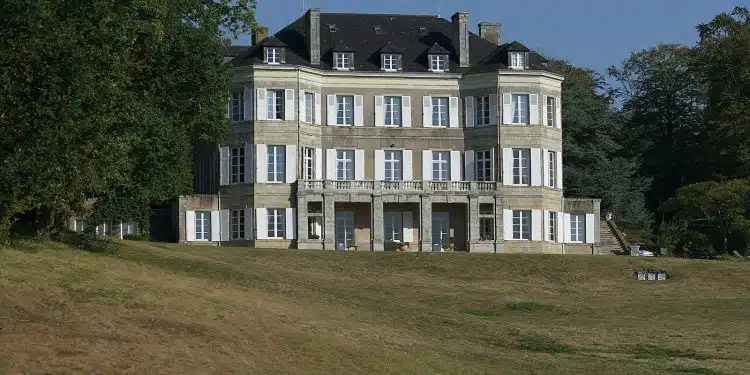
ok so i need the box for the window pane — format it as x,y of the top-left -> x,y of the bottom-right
305,92 -> 314,123
432,97 -> 448,127
384,96 -> 402,126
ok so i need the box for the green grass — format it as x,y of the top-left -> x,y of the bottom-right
1,241 -> 749,374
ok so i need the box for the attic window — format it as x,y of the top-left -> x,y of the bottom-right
418,27 -> 427,35
265,47 -> 284,65
381,53 -> 401,72
429,54 -> 448,72
334,52 -> 354,70
374,25 -> 383,34
510,52 -> 527,70
328,24 -> 338,32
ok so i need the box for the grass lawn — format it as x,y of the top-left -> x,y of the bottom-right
1,241 -> 749,374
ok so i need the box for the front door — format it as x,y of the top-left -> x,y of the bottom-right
432,212 -> 450,251
335,211 -> 354,250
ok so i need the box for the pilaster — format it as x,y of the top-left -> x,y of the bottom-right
420,195 -> 433,252
297,195 -> 308,241
323,195 -> 336,250
372,194 -> 384,251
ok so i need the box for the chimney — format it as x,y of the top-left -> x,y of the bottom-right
306,8 -> 321,65
478,22 -> 500,45
252,27 -> 268,45
451,11 -> 470,67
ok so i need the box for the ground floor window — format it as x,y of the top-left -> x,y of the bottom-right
231,210 -> 245,240
570,214 -> 585,242
267,208 -> 285,239
74,219 -> 86,233
512,210 -> 531,240
95,220 -> 112,236
122,221 -> 137,236
308,216 -> 322,239
479,218 -> 494,240
548,212 -> 557,242
384,212 -> 403,242
335,211 -> 354,249
195,211 -> 210,240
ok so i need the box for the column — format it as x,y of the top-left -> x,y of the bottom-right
372,194 -> 384,251
468,195 -> 480,247
494,195 -> 505,253
296,195 -> 308,243
323,195 -> 336,250
420,195 -> 433,252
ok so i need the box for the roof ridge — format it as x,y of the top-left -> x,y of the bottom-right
321,12 -> 443,18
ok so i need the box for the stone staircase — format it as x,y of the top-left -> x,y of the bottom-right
596,217 -> 630,255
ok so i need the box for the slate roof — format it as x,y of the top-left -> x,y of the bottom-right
232,12 -> 549,73
221,40 -> 251,58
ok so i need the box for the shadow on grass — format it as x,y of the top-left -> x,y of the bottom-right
630,344 -> 711,360
481,328 -> 576,354
670,367 -> 726,375
464,301 -> 559,318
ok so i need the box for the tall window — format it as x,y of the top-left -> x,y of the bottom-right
231,210 -> 245,240
122,221 -> 136,235
267,208 -> 285,239
96,221 -> 111,236
475,96 -> 490,126
336,95 -> 354,125
384,96 -> 402,127
570,214 -> 585,242
334,52 -> 354,70
384,212 -> 403,242
479,204 -> 494,240
195,211 -> 210,241
509,52 -> 525,69
267,145 -> 286,183
546,96 -> 556,127
512,210 -> 531,240
382,54 -> 398,71
432,97 -> 449,127
304,92 -> 315,123
303,147 -> 315,180
429,54 -> 447,72
547,150 -> 557,187
384,150 -> 403,181
476,150 -> 492,181
231,91 -> 244,122
230,147 -> 245,184
511,94 -> 529,124
548,211 -> 557,242
512,148 -> 531,185
335,211 -> 354,248
267,89 -> 284,120
266,47 -> 282,64
432,151 -> 450,181
336,150 -> 354,180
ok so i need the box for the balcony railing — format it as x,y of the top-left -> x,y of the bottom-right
299,180 -> 500,194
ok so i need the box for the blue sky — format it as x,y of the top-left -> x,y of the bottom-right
240,0 -> 740,74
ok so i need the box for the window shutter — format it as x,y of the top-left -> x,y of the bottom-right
556,151 -> 563,190
354,95 -> 364,126
256,144 -> 268,183
530,148 -> 541,186
543,211 -> 550,242
529,94 -> 539,125
299,90 -> 306,122
502,93 -> 512,124
285,208 -> 296,240
464,150 -> 475,181
210,210 -> 221,242
402,96 -> 411,127
280,48 -> 286,63
491,147 -> 496,181
284,89 -> 295,121
542,149 -> 549,187
403,150 -> 413,180
489,94 -> 498,125
285,145 -> 297,183
555,97 -> 562,129
422,96 -> 432,127
244,86 -> 253,121
219,147 -> 230,186
450,151 -> 461,181
374,96 -> 384,126
542,95 -> 548,126
422,150 -> 432,181
256,88 -> 267,120
374,150 -> 385,181
314,148 -> 323,180
226,95 -> 231,120
531,210 -> 542,241
465,96 -> 475,127
244,207 -> 253,240
262,47 -> 268,63
585,214 -> 595,244
185,211 -> 196,242
503,209 -> 512,241
255,208 -> 268,240
220,209 -> 230,241
557,212 -> 565,244
563,213 -> 572,243
403,211 -> 414,241
524,52 -> 530,69
314,93 -> 322,125
244,143 -> 253,183
380,54 -> 386,71
449,97 -> 459,128
327,95 -> 336,125
502,148 -> 513,185
396,54 -> 403,71
326,149 -> 336,180
354,149 -> 365,180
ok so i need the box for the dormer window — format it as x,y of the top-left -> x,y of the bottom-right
381,53 -> 401,72
429,54 -> 448,72
265,47 -> 284,64
509,52 -> 526,69
334,52 -> 354,70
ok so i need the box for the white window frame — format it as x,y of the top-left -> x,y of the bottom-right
547,150 -> 557,188
548,211 -> 557,242
384,150 -> 403,181
479,218 -> 494,240
334,52 -> 354,70
512,148 -> 531,185
335,211 -> 355,249
429,54 -> 447,72
304,92 -> 315,123
546,96 -> 556,127
266,89 -> 284,120
336,95 -> 354,126
384,96 -> 402,127
266,47 -> 282,64
74,219 -> 86,232
476,150 -> 492,182
231,209 -> 245,240
570,214 -> 586,243
303,147 -> 315,180
95,221 -> 111,236
475,96 -> 490,126
267,145 -> 286,183
512,210 -> 531,240
384,212 -> 403,243
336,150 -> 354,180
230,146 -> 245,184
383,54 -> 398,71
431,97 -> 449,127
432,151 -> 450,181
510,52 -> 525,69
195,211 -> 210,241
230,91 -> 244,122
511,94 -> 529,124
267,208 -> 285,239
